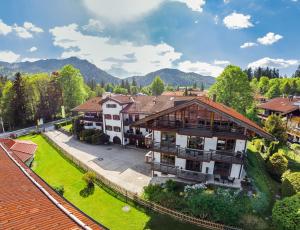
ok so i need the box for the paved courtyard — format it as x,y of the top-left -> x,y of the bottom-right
45,130 -> 151,195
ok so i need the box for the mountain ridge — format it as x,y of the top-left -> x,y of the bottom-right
0,57 -> 215,87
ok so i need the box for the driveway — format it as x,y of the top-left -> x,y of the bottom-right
45,130 -> 151,195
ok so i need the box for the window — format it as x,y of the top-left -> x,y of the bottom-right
217,139 -> 235,151
84,122 -> 93,126
161,153 -> 175,165
104,114 -> 112,119
161,132 -> 176,147
113,115 -> 120,120
106,104 -> 117,108
113,126 -> 121,132
135,114 -> 139,121
188,136 -> 204,150
95,122 -> 102,126
105,125 -> 112,131
186,160 -> 202,172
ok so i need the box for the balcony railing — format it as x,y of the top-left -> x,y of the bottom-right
82,116 -> 103,122
123,119 -> 134,126
124,132 -> 145,139
149,142 -> 244,164
152,163 -> 207,182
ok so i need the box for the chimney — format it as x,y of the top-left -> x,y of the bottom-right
212,94 -> 217,102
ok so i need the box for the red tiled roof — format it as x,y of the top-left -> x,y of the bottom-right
0,144 -> 103,229
0,139 -> 37,163
72,97 -> 102,112
101,95 -> 133,105
257,97 -> 300,114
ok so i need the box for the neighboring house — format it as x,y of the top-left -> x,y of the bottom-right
0,143 -> 103,229
162,90 -> 207,97
0,138 -> 37,166
132,97 -> 272,186
257,96 -> 300,143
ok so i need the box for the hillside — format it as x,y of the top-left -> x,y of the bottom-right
0,57 -> 120,84
126,68 -> 215,88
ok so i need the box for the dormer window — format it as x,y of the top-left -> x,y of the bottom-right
106,104 -> 117,108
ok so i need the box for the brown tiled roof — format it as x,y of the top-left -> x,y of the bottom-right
132,97 -> 273,139
0,138 -> 37,163
101,95 -> 133,105
257,97 -> 300,114
0,144 -> 103,230
121,96 -> 197,114
72,97 -> 102,112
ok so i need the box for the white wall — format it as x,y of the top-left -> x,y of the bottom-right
153,151 -> 161,163
83,122 -> 102,130
235,139 -> 246,152
230,164 -> 242,178
204,137 -> 217,151
175,157 -> 186,169
201,161 -> 215,174
154,130 -> 161,142
176,134 -> 187,148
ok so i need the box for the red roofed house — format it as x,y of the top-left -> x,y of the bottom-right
257,96 -> 300,143
0,138 -> 38,166
73,94 -> 272,186
0,143 -> 104,229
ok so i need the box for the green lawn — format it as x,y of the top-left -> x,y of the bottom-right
61,123 -> 72,132
19,134 -> 202,230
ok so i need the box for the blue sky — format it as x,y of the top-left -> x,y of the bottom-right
0,0 -> 300,78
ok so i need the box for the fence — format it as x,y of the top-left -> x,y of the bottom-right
41,133 -> 241,230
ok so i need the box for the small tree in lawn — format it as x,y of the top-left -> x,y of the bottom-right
266,151 -> 288,180
151,76 -> 164,96
82,171 -> 96,188
264,114 -> 287,144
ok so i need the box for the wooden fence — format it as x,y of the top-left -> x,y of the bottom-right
41,133 -> 241,230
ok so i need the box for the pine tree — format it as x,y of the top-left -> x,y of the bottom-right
200,82 -> 205,91
132,77 -> 137,86
293,65 -> 300,78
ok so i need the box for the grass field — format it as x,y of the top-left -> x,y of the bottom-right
19,134 -> 202,230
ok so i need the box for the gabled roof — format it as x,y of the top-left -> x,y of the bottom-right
257,97 -> 300,114
72,97 -> 102,112
132,97 -> 273,139
0,143 -> 103,230
0,138 -> 37,163
101,95 -> 133,105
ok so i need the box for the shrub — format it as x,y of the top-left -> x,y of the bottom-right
165,179 -> 177,192
272,193 -> 300,230
250,191 -> 269,214
266,151 -> 288,180
281,170 -> 300,197
82,171 -> 96,187
241,214 -> 268,230
264,114 -> 287,144
54,185 -> 65,196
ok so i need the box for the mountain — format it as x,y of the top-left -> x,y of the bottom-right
125,68 -> 215,88
0,58 -> 215,87
0,57 -> 120,84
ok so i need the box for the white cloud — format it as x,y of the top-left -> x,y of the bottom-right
248,57 -> 299,69
213,60 -> 230,66
21,57 -> 41,62
0,50 -> 20,63
240,42 -> 258,48
29,46 -> 38,52
82,19 -> 105,32
49,23 -> 182,76
224,0 -> 230,3
175,0 -> 206,12
0,20 -> 12,35
257,32 -> 283,45
177,60 -> 224,77
83,0 -> 164,23
214,15 -> 219,24
223,12 -> 253,29
23,22 -> 43,33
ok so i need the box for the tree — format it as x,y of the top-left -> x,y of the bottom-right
132,77 -> 137,87
209,65 -> 254,114
272,193 -> 300,230
58,65 -> 88,112
264,114 -> 287,143
0,81 -> 14,130
113,86 -> 128,94
94,85 -> 105,96
265,83 -> 281,99
130,85 -> 139,95
192,82 -> 197,89
292,65 -> 300,78
258,77 -> 269,95
266,151 -> 288,179
151,76 -> 164,96
281,170 -> 300,197
47,75 -> 63,119
11,73 -> 27,127
200,82 -> 205,91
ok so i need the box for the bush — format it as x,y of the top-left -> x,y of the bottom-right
272,193 -> 300,230
82,171 -> 96,187
241,214 -> 268,230
281,170 -> 300,197
250,191 -> 269,214
266,151 -> 288,180
54,185 -> 65,196
165,179 -> 177,192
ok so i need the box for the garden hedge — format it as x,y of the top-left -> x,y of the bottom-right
281,171 -> 300,197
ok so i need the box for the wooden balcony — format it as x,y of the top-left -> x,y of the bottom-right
150,142 -> 244,164
152,163 -> 207,182
82,116 -> 103,122
124,132 -> 145,140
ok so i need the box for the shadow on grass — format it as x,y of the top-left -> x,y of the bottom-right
80,185 -> 95,198
285,155 -> 300,171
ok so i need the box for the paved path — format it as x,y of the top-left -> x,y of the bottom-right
45,130 -> 151,195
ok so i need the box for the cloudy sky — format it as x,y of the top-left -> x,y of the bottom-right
0,0 -> 299,78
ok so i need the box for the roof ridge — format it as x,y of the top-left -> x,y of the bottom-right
0,143 -> 93,230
